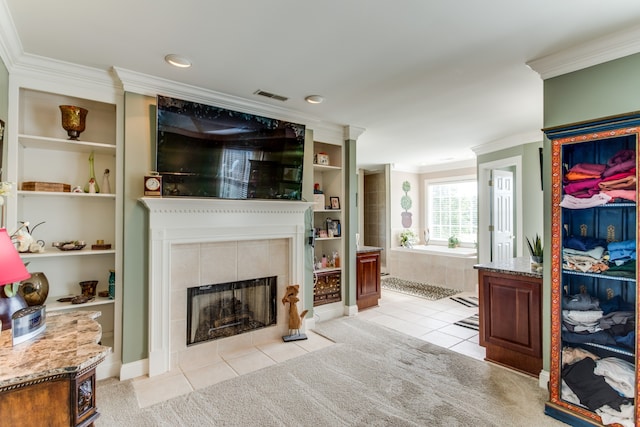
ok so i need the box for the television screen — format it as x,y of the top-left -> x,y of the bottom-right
156,95 -> 306,200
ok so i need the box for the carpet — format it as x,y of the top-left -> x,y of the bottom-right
381,276 -> 458,301
95,317 -> 564,427
454,314 -> 480,331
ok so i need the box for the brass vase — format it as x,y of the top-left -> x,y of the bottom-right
18,272 -> 49,307
59,105 -> 88,140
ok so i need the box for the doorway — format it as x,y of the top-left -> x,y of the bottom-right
478,156 -> 523,264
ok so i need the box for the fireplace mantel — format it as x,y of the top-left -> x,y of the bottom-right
140,197 -> 313,376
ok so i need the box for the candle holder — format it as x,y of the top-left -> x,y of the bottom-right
59,105 -> 88,140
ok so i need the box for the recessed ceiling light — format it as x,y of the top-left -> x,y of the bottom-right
164,54 -> 192,68
305,95 -> 324,104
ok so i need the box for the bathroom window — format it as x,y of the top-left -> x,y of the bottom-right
426,178 -> 477,244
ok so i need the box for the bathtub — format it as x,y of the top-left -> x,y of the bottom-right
389,245 -> 478,292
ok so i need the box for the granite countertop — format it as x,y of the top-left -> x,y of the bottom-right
0,310 -> 111,389
356,245 -> 383,254
474,256 -> 543,279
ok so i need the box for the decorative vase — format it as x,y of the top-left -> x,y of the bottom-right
108,269 -> 115,299
0,286 -> 28,331
59,105 -> 88,140
83,152 -> 100,193
401,211 -> 412,228
18,272 -> 49,306
18,272 -> 49,307
79,280 -> 98,297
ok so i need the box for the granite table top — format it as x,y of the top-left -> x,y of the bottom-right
474,256 -> 543,279
356,245 -> 383,254
0,310 -> 111,389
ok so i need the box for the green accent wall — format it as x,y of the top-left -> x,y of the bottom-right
0,56 -> 8,180
542,52 -> 640,372
121,92 -> 154,363
344,138 -> 358,306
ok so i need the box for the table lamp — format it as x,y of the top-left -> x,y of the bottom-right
0,228 -> 30,330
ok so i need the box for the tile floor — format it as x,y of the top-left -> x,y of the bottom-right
131,288 -> 483,408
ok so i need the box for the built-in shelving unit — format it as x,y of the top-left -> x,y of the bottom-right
5,81 -> 122,379
312,141 -> 344,309
544,113 -> 640,426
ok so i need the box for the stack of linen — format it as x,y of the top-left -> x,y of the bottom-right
560,149 -> 636,209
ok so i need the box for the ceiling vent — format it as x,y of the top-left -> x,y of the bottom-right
254,89 -> 288,102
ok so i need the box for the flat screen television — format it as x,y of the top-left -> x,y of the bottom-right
156,95 -> 306,200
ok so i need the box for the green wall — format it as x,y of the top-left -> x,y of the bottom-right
0,56 -> 8,180
121,92 -> 154,363
542,52 -> 640,372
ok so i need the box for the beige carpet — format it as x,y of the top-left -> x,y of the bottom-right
95,317 -> 564,426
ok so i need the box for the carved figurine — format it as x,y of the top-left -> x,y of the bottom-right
281,284 -> 308,341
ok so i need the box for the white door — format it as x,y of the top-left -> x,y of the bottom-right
491,169 -> 514,262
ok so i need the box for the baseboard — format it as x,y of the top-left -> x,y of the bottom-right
119,358 -> 149,380
538,369 -> 549,390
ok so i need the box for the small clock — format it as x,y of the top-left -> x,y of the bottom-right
144,175 -> 162,196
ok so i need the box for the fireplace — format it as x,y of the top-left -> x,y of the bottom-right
141,197 -> 312,377
187,276 -> 277,345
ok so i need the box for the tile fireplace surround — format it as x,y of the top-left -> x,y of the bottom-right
140,198 -> 312,377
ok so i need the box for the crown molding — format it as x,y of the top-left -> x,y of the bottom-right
0,0 -> 22,71
112,67 -> 326,128
344,125 -> 366,141
527,24 -> 640,79
471,130 -> 542,156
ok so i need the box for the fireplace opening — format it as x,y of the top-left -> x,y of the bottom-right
186,276 -> 277,346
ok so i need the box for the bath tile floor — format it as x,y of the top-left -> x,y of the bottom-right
131,288 -> 483,408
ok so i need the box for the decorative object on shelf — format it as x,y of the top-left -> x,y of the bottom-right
71,295 -> 94,304
79,280 -> 98,297
59,105 -> 88,140
144,172 -> 162,196
326,218 -> 340,237
313,194 -> 325,211
315,152 -> 329,165
399,229 -> 417,248
0,228 -> 31,331
401,180 -> 413,228
281,284 -> 308,342
18,271 -> 49,307
0,181 -> 13,228
21,181 -> 71,192
54,240 -> 86,251
84,151 -> 100,193
330,196 -> 340,210
448,235 -> 459,249
102,168 -> 111,194
108,269 -> 115,299
91,239 -> 111,250
526,234 -> 543,270
13,221 -> 45,253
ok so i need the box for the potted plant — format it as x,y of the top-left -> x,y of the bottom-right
526,234 -> 543,264
400,180 -> 412,228
399,229 -> 417,248
448,235 -> 459,248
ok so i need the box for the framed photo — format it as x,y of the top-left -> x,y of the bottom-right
282,167 -> 301,182
330,196 -> 340,210
326,218 -> 341,238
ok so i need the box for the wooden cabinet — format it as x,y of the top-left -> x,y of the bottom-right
356,248 -> 381,310
312,141 -> 344,308
544,113 -> 640,426
6,79 -> 122,379
476,258 -> 542,376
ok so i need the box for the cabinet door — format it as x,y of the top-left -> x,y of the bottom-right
356,251 -> 380,310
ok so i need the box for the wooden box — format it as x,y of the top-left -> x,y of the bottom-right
22,181 -> 71,192
313,271 -> 341,306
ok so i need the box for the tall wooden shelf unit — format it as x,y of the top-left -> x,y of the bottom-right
5,78 -> 123,380
312,141 -> 344,309
545,113 -> 640,426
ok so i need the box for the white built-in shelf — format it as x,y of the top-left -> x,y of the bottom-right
17,190 -> 115,199
314,267 -> 341,274
313,164 -> 341,171
315,237 -> 341,241
46,296 -> 115,312
313,209 -> 341,213
20,249 -> 115,259
18,134 -> 116,154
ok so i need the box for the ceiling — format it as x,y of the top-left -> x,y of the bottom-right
3,1 -> 640,171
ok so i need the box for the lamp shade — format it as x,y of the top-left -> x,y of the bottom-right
0,228 -> 30,285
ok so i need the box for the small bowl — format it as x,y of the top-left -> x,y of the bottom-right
79,280 -> 98,297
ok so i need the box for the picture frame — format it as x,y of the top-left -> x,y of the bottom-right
326,218 -> 341,238
330,196 -> 340,210
282,166 -> 301,182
